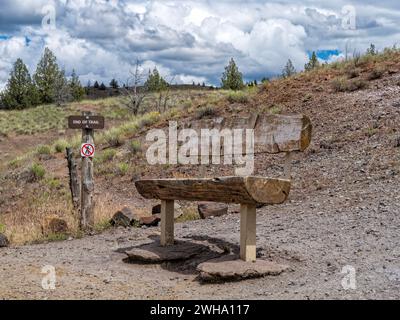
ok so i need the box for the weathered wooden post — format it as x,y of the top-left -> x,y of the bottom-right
80,111 -> 95,230
68,111 -> 105,232
66,147 -> 80,210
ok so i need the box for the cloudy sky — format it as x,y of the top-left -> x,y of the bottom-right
0,0 -> 399,90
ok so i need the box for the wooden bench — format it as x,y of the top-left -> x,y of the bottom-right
135,114 -> 312,262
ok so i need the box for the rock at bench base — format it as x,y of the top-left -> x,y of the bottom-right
124,240 -> 207,263
198,202 -> 228,219
197,255 -> 289,282
110,207 -> 138,227
139,216 -> 161,227
0,234 -> 9,248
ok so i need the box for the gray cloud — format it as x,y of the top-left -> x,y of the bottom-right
0,0 -> 400,90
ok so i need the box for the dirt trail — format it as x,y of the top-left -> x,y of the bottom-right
1,176 -> 399,299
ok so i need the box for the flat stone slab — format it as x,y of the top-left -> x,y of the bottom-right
197,255 -> 289,282
124,240 -> 208,263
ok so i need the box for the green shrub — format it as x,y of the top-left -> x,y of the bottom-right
101,149 -> 117,162
332,77 -> 367,92
137,112 -> 160,129
129,140 -> 142,155
8,156 -> 24,169
36,145 -> 51,155
117,162 -> 129,176
30,163 -> 46,181
53,139 -> 69,153
104,129 -> 126,147
227,91 -> 249,104
269,105 -> 282,115
196,105 -> 216,119
367,67 -> 385,80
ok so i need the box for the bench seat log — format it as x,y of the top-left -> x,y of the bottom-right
135,176 -> 291,205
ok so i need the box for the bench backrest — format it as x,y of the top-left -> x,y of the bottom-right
186,113 -> 312,154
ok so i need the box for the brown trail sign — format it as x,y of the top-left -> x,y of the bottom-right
67,112 -> 105,231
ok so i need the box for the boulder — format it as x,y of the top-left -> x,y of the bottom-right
0,234 -> 9,248
197,255 -> 289,282
110,207 -> 139,227
198,202 -> 228,219
139,216 -> 161,227
42,216 -> 68,235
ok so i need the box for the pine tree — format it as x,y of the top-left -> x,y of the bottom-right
69,69 -> 85,101
109,78 -> 119,89
304,52 -> 320,72
34,48 -> 67,104
0,58 -> 39,110
282,59 -> 297,78
99,82 -> 106,90
93,81 -> 99,89
221,58 -> 244,90
144,68 -> 168,92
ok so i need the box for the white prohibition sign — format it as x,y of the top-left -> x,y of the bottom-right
81,143 -> 95,158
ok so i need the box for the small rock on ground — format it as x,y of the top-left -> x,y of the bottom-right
0,234 -> 9,248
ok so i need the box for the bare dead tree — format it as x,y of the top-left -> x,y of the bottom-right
156,75 -> 175,113
124,59 -> 148,115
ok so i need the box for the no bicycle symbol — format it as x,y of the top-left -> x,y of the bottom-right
81,143 -> 95,158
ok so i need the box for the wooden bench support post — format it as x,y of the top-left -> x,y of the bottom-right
240,204 -> 257,262
161,200 -> 175,246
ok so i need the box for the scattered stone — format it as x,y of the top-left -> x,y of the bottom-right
197,255 -> 289,282
139,216 -> 161,227
152,204 -> 161,215
392,101 -> 400,108
393,137 -> 400,148
198,202 -> 228,219
110,207 -> 139,227
0,234 -> 9,248
124,240 -> 208,263
42,216 -> 68,235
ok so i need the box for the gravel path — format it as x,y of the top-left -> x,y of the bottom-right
1,175 -> 399,299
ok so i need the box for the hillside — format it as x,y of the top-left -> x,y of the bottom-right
1,49 -> 400,299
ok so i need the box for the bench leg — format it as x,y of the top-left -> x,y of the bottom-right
161,200 -> 175,246
240,204 -> 257,262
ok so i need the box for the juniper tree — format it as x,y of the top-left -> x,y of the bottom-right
34,47 -> 66,104
54,69 -> 72,106
304,52 -> 320,71
69,69 -> 85,101
0,58 -> 39,109
221,58 -> 244,90
282,59 -> 297,78
110,78 -> 119,89
145,67 -> 168,92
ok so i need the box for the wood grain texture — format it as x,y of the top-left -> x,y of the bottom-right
183,113 -> 312,154
135,176 -> 290,205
